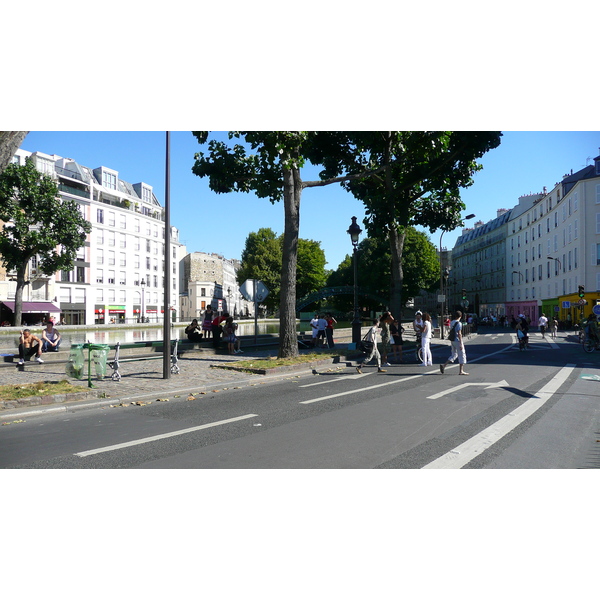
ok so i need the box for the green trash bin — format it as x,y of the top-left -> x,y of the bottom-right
66,344 -> 85,380
90,344 -> 110,379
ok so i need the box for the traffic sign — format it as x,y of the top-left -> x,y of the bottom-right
593,304 -> 600,316
562,301 -> 571,308
578,298 -> 588,306
239,279 -> 270,303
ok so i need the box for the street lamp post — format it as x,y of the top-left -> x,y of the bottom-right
140,278 -> 146,323
347,216 -> 362,344
439,214 -> 475,339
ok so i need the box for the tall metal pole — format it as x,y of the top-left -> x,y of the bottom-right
352,245 -> 361,343
163,131 -> 171,379
439,231 -> 445,339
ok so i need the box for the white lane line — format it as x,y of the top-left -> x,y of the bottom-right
300,375 -> 423,404
422,364 -> 575,469
300,372 -> 374,388
74,414 -> 258,457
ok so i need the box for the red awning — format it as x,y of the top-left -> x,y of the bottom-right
1,301 -> 62,313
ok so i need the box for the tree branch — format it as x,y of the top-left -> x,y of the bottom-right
301,166 -> 386,189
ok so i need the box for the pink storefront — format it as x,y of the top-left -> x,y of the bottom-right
504,301 -> 538,323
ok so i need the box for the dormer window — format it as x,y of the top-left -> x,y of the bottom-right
102,170 -> 117,190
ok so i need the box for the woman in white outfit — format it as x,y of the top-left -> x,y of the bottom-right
439,310 -> 469,375
421,312 -> 433,366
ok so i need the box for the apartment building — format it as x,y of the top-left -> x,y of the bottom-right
450,208 -> 512,317
449,152 -> 600,324
0,149 -> 184,325
179,252 -> 251,321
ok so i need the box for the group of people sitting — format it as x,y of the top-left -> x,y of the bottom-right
16,320 -> 62,365
185,309 -> 244,355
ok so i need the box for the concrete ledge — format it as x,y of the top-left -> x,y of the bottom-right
211,355 -> 346,376
1,388 -> 103,412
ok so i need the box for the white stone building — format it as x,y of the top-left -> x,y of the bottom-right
0,149 -> 184,325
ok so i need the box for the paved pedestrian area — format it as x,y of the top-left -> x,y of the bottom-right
0,345 -> 356,416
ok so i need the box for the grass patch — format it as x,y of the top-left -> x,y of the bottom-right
223,352 -> 342,370
0,380 -> 87,401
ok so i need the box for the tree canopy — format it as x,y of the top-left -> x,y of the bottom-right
326,228 -> 439,314
0,158 -> 91,325
317,132 -> 502,316
236,227 -> 327,312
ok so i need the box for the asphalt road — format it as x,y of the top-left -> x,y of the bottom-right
2,330 -> 599,469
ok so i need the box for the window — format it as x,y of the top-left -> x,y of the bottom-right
119,253 -> 126,267
108,250 -> 115,266
109,289 -> 116,303
119,290 -> 126,303
574,219 -> 578,239
96,268 -> 104,284
97,231 -> 104,245
103,171 -> 117,190
574,247 -> 578,269
142,186 -> 152,204
108,270 -> 115,284
96,288 -> 103,302
146,257 -> 151,270
97,249 -> 104,265
120,215 -> 126,229
119,234 -> 126,249
74,287 -> 86,304
596,184 -> 600,204
108,231 -> 115,247
134,237 -> 140,251
76,267 -> 85,283
134,218 -> 140,233
59,287 -> 71,303
97,208 -> 104,224
108,212 -> 115,227
146,240 -> 151,253
134,255 -> 140,269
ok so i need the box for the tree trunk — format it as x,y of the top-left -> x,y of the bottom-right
13,265 -> 27,327
389,226 -> 406,319
278,165 -> 301,358
0,131 -> 28,174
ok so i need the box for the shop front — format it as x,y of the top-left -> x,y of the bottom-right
95,306 -> 105,325
108,305 -> 126,324
556,293 -> 599,328
0,301 -> 62,326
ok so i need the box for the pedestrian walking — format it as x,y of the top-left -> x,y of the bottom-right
310,314 -> 319,347
356,318 -> 386,373
439,310 -> 469,375
325,313 -> 337,348
316,314 -> 327,348
551,317 -> 558,338
420,312 -> 433,366
538,313 -> 548,338
379,311 -> 393,366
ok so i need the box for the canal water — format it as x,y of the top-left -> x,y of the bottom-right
0,320 -> 356,348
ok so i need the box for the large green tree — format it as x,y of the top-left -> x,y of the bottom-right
327,228 -> 439,313
236,228 -> 327,313
192,132 -> 381,358
236,228 -> 282,312
316,131 -> 502,318
0,158 -> 91,326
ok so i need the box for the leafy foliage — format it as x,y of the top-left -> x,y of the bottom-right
0,158 -> 91,324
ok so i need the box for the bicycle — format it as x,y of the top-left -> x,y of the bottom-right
414,333 -> 424,363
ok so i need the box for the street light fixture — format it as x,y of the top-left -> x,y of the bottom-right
547,256 -> 562,275
512,270 -> 523,283
347,216 -> 362,344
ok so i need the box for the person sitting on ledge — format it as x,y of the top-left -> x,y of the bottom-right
41,320 -> 62,352
185,318 -> 203,342
17,329 -> 44,365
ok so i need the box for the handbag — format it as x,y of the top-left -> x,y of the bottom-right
357,332 -> 374,353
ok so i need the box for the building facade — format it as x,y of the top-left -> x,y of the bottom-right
450,208 -> 512,318
0,149 -> 183,325
179,252 -> 251,321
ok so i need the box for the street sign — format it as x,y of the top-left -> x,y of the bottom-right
562,301 -> 571,309
578,298 -> 587,306
437,294 -> 446,303
593,304 -> 600,316
240,279 -> 270,303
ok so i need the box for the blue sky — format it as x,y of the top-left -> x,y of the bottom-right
20,131 -> 600,270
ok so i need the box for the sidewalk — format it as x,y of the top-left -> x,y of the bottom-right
0,331 -> 456,418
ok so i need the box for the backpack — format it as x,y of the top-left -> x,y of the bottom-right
447,322 -> 458,342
